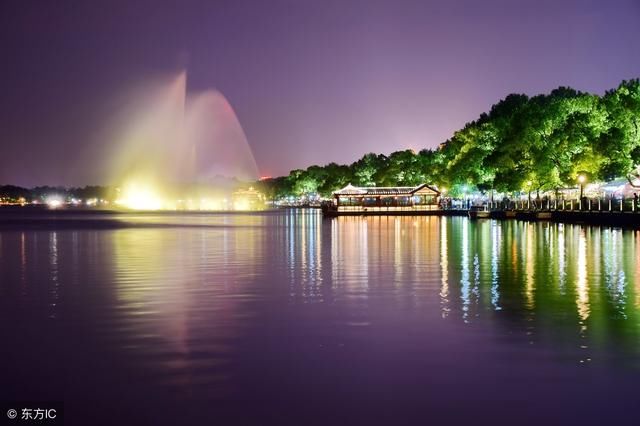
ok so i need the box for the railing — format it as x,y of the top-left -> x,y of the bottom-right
485,198 -> 640,213
326,198 -> 640,214
336,204 -> 439,212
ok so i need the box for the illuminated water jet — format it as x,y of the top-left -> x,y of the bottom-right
184,90 -> 259,183
107,71 -> 261,210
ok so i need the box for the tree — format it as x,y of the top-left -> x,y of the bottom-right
250,79 -> 638,200
351,153 -> 387,186
599,80 -> 640,183
318,163 -> 351,196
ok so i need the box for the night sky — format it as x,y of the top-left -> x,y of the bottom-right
1,0 -> 639,186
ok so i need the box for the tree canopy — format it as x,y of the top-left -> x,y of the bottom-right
258,79 -> 640,198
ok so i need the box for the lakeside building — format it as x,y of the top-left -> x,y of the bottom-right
232,187 -> 266,210
331,183 -> 441,212
601,177 -> 640,198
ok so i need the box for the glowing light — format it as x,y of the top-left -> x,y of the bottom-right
116,183 -> 165,210
440,216 -> 449,318
105,72 -> 259,198
47,199 -> 63,209
576,228 -> 589,323
198,198 -> 223,211
578,175 -> 586,184
233,198 -> 251,211
231,187 -> 265,211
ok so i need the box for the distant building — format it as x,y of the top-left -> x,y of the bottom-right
231,187 -> 265,210
602,177 -> 640,197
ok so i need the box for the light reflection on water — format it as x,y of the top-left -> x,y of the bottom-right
1,211 -> 640,424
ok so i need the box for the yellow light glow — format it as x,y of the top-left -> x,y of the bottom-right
116,183 -> 165,210
233,198 -> 251,211
198,198 -> 223,211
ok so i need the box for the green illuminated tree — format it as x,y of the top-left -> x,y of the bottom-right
254,79 -> 640,200
598,79 -> 640,182
351,153 -> 387,186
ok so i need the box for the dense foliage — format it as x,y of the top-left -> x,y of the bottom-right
0,185 -> 112,203
2,80 -> 638,202
257,79 -> 640,199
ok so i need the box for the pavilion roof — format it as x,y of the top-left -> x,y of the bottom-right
333,183 -> 440,196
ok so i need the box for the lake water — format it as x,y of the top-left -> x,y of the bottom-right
1,210 -> 639,425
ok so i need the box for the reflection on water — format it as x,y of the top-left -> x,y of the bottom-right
1,211 -> 640,424
490,222 -> 501,310
440,216 -> 449,317
576,228 -> 589,327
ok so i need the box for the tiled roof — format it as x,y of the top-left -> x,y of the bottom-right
334,183 -> 440,196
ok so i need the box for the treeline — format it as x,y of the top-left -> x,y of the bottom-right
0,185 -> 112,202
257,79 -> 640,198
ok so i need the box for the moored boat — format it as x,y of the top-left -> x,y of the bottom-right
468,206 -> 490,219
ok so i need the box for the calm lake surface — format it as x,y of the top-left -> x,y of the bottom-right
1,210 -> 639,425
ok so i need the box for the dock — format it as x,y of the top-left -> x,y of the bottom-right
322,205 -> 640,227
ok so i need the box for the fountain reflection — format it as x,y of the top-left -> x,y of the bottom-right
107,216 -> 265,392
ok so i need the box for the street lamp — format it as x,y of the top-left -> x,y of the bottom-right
578,175 -> 586,199
462,185 -> 468,209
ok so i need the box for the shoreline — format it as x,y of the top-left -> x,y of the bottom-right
322,208 -> 640,228
1,206 -> 639,229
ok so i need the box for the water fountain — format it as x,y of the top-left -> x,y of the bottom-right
106,71 -> 260,210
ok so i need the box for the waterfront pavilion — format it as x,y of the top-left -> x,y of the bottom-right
332,183 -> 441,212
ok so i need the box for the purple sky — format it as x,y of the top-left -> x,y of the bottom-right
1,0 -> 639,186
